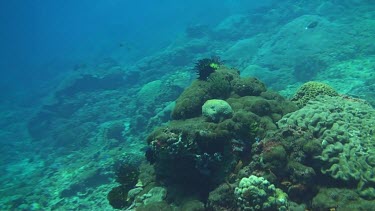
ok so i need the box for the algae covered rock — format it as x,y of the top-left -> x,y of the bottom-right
232,77 -> 266,97
234,175 -> 288,211
207,68 -> 239,98
136,80 -> 163,105
172,66 -> 240,120
207,183 -> 236,210
202,99 -> 233,122
262,145 -> 287,171
291,81 -> 338,107
172,80 -> 211,119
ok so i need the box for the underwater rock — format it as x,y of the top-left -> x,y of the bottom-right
207,69 -> 238,99
107,186 -> 131,209
136,201 -> 173,211
171,80 -> 212,120
185,24 -> 210,38
180,200 -> 205,211
97,120 -> 127,144
139,187 -> 167,206
212,14 -> 257,41
207,183 -> 236,210
293,55 -> 327,82
202,99 -> 233,122
262,145 -> 287,172
136,80 -> 163,105
172,67 -> 239,120
232,77 -> 266,97
55,73 -> 125,99
222,38 -> 262,69
253,14 -> 348,71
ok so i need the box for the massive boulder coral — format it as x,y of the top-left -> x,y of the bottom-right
278,95 -> 375,198
290,81 -> 338,107
202,99 -> 233,122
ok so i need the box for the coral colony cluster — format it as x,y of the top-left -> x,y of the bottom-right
106,59 -> 375,210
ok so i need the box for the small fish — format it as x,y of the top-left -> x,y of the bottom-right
305,21 -> 318,29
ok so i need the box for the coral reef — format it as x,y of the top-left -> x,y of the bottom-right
234,175 -> 288,211
5,1 -> 375,210
291,81 -> 338,107
278,95 -> 375,199
145,66 -> 297,207
202,99 -> 233,122
312,188 -> 375,210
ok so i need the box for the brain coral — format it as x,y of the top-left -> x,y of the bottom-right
278,95 -> 375,199
291,81 -> 338,107
202,99 -> 233,122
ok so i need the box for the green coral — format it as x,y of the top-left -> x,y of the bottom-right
202,99 -> 233,122
312,188 -> 375,210
234,175 -> 288,211
278,95 -> 375,198
291,81 -> 338,107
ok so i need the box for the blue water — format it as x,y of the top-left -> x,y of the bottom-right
0,0 -> 271,102
1,0 -> 375,210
